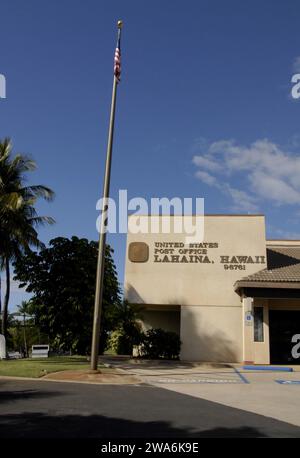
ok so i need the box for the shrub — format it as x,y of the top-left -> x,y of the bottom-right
109,324 -> 143,355
140,328 -> 181,360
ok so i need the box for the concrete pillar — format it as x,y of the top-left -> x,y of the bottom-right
242,296 -> 254,363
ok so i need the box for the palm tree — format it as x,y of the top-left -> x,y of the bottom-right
16,301 -> 33,358
0,138 -> 55,339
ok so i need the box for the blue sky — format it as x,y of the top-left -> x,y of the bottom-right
1,0 -> 300,308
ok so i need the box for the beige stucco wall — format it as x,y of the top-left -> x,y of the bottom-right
180,305 -> 243,362
124,215 -> 267,362
125,215 -> 267,307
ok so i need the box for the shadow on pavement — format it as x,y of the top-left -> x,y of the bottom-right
1,380 -> 300,438
0,389 -> 64,404
0,411 -> 267,438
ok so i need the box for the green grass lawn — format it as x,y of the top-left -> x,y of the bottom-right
0,356 -> 94,378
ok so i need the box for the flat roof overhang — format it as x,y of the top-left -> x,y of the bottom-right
234,280 -> 300,299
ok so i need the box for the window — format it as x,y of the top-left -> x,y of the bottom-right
254,307 -> 264,342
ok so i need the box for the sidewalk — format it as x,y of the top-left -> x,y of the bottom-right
0,366 -> 142,386
99,356 -> 300,427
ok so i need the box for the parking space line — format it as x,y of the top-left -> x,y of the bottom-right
233,367 -> 250,384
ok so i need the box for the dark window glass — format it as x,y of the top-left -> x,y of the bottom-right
254,307 -> 264,342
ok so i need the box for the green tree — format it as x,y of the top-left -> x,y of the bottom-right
108,301 -> 143,355
0,138 -> 54,339
109,300 -> 143,355
8,307 -> 45,356
141,329 -> 181,360
13,236 -> 121,354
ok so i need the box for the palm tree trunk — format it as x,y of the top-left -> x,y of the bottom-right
1,258 -> 10,339
23,312 -> 28,357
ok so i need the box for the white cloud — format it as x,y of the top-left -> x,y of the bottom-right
195,168 -> 258,212
249,171 -> 300,204
193,138 -> 300,210
223,184 -> 258,212
195,170 -> 218,185
193,156 -> 221,172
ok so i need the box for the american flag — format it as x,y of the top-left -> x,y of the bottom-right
114,36 -> 121,82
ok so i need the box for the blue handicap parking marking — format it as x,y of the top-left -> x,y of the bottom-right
276,380 -> 300,385
244,365 -> 293,372
233,367 -> 250,384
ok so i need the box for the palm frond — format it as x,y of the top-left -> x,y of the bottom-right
9,155 -> 36,174
0,138 -> 12,160
0,138 -> 55,261
29,216 -> 56,227
0,192 -> 23,210
21,185 -> 55,202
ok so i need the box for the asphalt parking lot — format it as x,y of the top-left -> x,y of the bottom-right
1,377 -> 300,438
102,358 -> 300,428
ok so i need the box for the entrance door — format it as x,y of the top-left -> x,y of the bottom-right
269,310 -> 300,364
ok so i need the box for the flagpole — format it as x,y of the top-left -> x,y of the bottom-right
90,20 -> 123,372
